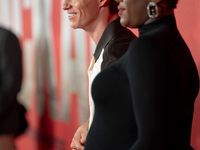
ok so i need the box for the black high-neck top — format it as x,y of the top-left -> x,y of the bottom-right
85,15 -> 199,150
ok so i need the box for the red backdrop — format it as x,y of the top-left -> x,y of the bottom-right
0,0 -> 199,150
175,1 -> 200,149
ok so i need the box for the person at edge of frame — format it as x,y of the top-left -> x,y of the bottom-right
0,27 -> 28,150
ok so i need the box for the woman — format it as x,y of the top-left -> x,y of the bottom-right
85,0 -> 199,149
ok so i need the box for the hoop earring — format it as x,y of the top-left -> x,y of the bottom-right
147,2 -> 159,18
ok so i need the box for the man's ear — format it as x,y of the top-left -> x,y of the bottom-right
99,0 -> 110,7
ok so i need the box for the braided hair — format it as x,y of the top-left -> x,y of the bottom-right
167,0 -> 179,10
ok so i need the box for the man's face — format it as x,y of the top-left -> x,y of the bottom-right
63,0 -> 100,30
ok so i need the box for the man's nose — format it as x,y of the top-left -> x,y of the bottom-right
62,0 -> 71,10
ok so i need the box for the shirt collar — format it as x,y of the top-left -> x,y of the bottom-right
93,17 -> 127,61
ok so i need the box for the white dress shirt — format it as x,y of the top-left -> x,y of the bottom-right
88,49 -> 104,127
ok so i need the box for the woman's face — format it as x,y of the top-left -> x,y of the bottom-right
62,0 -> 100,30
117,0 -> 150,28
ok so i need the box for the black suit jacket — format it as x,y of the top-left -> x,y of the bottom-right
0,27 -> 27,136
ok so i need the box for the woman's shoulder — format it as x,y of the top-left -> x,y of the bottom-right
127,35 -> 166,62
129,36 -> 158,51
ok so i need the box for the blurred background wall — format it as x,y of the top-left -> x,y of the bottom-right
0,0 -> 199,150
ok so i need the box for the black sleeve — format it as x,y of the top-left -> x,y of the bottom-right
126,38 -> 171,149
0,30 -> 27,136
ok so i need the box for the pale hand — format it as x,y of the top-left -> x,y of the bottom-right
71,120 -> 89,150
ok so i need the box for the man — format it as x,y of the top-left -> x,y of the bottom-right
62,0 -> 136,149
0,27 -> 27,150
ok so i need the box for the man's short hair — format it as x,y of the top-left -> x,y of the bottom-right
109,0 -> 119,14
167,0 -> 179,9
